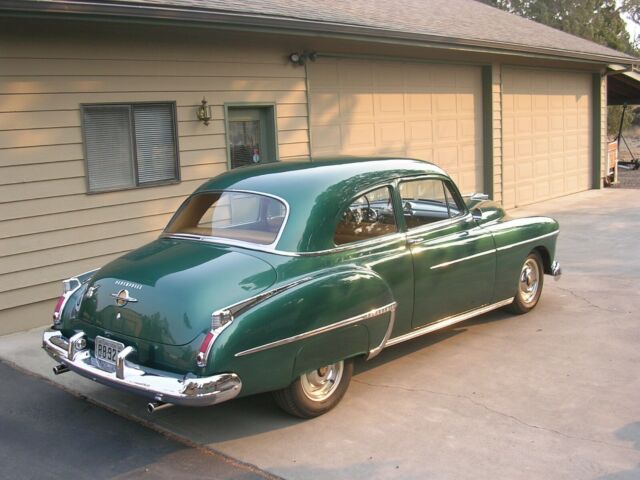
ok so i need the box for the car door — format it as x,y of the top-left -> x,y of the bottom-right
398,176 -> 496,328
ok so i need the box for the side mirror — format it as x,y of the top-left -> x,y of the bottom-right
471,207 -> 483,221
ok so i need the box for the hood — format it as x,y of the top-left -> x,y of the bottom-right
78,238 -> 276,345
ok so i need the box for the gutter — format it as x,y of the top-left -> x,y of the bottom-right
0,0 -> 637,66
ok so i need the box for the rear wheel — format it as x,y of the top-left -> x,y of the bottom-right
272,359 -> 353,418
507,251 -> 544,314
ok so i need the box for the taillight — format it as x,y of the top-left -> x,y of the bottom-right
196,331 -> 215,368
196,309 -> 235,368
52,295 -> 66,326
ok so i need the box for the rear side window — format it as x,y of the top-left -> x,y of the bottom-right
399,178 -> 463,229
334,186 -> 397,246
165,191 -> 286,245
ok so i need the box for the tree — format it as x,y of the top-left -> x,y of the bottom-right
482,0 -> 635,54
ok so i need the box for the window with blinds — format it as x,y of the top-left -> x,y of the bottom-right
81,103 -> 179,193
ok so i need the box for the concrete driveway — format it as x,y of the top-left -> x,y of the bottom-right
1,188 -> 638,480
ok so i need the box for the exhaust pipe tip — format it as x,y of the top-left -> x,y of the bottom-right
147,401 -> 173,414
52,364 -> 70,375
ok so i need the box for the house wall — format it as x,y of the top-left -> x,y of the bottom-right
0,18 -> 610,335
0,21 -> 310,334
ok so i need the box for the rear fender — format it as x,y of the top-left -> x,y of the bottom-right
208,267 -> 396,396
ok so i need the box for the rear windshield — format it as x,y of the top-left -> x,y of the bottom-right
164,191 -> 286,245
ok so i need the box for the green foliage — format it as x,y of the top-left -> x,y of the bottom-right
481,0 -> 636,54
607,105 -> 635,136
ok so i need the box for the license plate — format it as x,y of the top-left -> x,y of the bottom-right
94,336 -> 124,365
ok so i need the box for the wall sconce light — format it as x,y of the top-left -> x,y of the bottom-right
289,51 -> 318,66
196,97 -> 212,126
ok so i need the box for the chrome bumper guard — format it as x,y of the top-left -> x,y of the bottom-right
42,329 -> 242,407
551,260 -> 562,281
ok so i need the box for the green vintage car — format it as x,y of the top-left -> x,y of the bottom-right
43,158 -> 561,417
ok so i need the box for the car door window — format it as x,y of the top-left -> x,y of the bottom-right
399,178 -> 463,229
334,186 -> 397,245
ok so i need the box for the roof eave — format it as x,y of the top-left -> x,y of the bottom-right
1,0 -> 637,66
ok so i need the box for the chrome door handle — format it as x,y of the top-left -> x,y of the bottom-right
406,238 -> 419,246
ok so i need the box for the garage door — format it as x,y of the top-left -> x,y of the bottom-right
502,68 -> 592,208
307,59 -> 484,194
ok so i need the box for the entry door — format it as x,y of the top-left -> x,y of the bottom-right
399,177 -> 496,327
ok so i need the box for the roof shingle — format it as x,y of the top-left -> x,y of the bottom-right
7,0 -> 638,62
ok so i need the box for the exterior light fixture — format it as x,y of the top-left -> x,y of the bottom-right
196,97 -> 212,125
288,51 -> 318,66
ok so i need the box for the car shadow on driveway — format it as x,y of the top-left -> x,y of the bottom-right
140,308 -> 514,446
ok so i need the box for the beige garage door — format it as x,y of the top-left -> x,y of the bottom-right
502,68 -> 592,208
307,59 -> 484,194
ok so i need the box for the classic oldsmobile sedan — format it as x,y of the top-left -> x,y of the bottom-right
43,158 -> 561,418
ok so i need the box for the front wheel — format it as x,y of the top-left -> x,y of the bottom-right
272,359 -> 353,418
506,251 -> 544,315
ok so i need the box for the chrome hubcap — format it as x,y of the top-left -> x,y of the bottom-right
519,258 -> 540,305
300,361 -> 344,402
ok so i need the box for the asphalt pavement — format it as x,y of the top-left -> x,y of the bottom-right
0,360 -> 274,480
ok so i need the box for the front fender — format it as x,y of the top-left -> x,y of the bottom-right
208,267 -> 396,396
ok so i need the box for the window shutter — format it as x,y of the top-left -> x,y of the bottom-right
133,104 -> 178,184
83,106 -> 135,191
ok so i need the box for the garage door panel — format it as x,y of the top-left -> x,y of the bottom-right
310,93 -> 340,125
339,93 -> 374,117
308,62 -> 339,88
502,67 -> 591,207
375,93 -> 405,115
434,93 -> 457,113
377,122 -> 405,146
373,62 -> 404,88
406,120 -> 433,144
309,59 -> 483,193
342,123 -> 375,149
338,62 -> 373,88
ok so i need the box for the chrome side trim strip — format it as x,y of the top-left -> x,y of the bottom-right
430,248 -> 496,270
366,303 -> 398,360
385,297 -> 514,347
495,231 -> 559,251
222,276 -> 314,319
235,302 -> 397,357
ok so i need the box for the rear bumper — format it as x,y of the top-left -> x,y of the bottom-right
42,329 -> 241,407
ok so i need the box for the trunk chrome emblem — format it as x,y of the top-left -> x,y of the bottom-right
111,289 -> 138,307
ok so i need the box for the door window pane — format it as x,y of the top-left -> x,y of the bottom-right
399,178 -> 461,229
334,186 -> 397,245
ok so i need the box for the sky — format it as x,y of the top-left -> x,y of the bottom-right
620,1 -> 640,45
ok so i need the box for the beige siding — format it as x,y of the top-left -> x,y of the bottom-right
0,25 -> 310,334
492,63 -> 503,203
501,67 -> 592,208
307,59 -> 484,194
601,75 -> 608,182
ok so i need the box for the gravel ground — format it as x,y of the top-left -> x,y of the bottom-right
615,167 -> 640,189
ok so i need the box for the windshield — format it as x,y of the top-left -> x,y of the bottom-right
164,191 -> 287,245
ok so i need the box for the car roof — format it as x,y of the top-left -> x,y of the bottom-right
195,157 -> 447,252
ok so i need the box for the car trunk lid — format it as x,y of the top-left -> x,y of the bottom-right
78,238 -> 276,346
